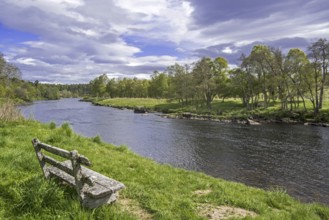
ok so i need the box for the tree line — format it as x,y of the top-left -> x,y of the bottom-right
0,53 -> 90,101
90,38 -> 329,113
90,57 -> 229,110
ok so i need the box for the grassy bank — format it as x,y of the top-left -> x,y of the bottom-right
88,97 -> 329,124
1,107 -> 329,219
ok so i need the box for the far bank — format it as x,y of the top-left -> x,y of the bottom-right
84,97 -> 329,126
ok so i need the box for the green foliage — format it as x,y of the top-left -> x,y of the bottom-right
192,57 -> 229,109
43,86 -> 60,100
148,71 -> 169,98
90,73 -> 109,97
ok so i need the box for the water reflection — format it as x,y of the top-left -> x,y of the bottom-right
20,99 -> 329,204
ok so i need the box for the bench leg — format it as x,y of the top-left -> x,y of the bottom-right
81,192 -> 117,209
70,150 -> 84,202
32,138 -> 50,178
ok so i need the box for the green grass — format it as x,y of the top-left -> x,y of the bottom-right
89,97 -> 245,114
95,98 -> 169,109
90,97 -> 329,123
0,116 -> 329,219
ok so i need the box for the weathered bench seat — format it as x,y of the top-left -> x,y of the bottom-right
32,138 -> 125,209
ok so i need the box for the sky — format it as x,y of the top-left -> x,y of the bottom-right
0,0 -> 328,84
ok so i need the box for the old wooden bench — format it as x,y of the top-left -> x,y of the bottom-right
32,138 -> 125,209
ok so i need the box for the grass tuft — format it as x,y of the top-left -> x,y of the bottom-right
92,135 -> 102,144
49,122 -> 56,129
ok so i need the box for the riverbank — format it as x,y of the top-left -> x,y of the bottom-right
84,97 -> 329,126
1,115 -> 329,219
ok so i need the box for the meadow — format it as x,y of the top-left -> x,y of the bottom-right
92,97 -> 329,123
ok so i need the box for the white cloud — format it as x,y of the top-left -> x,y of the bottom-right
178,1 -> 329,53
222,47 -> 234,54
70,27 -> 100,37
126,55 -> 177,68
0,0 -> 328,83
117,0 -> 194,44
114,0 -> 167,18
0,0 -> 197,83
4,0 -> 84,17
16,58 -> 37,66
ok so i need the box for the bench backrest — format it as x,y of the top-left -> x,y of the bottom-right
32,138 -> 92,195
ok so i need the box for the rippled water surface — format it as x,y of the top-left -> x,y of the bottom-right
20,98 -> 329,204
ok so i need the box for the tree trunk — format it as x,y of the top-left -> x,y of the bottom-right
319,63 -> 327,109
300,95 -> 307,111
206,93 -> 212,109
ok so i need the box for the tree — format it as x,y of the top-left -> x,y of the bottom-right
0,53 -> 22,84
213,57 -> 229,101
284,48 -> 310,111
148,71 -> 169,98
308,38 -> 329,113
229,68 -> 258,109
106,78 -> 118,98
34,80 -> 39,88
192,57 -> 215,109
89,74 -> 109,97
131,78 -> 149,98
0,53 -> 5,75
2,63 -> 21,80
192,57 -> 228,109
244,45 -> 275,108
167,63 -> 194,104
43,86 -> 60,100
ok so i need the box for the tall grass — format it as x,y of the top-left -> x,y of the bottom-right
0,99 -> 23,122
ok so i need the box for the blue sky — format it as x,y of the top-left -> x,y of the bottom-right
0,0 -> 328,84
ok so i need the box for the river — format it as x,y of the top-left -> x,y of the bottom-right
19,98 -> 329,204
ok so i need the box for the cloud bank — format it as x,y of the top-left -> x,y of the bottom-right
0,0 -> 328,83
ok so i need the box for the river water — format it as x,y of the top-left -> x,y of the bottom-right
20,98 -> 329,204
